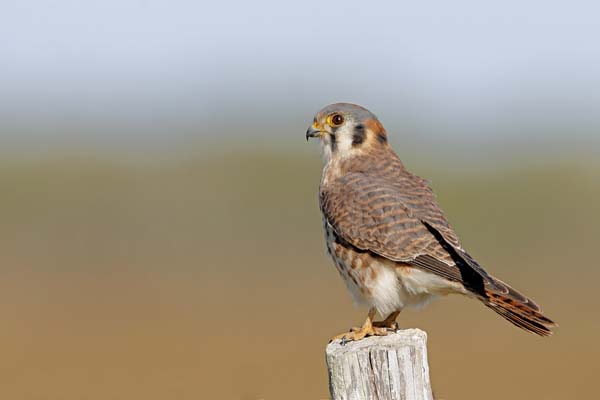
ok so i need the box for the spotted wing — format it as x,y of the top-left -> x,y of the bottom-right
320,171 -> 494,293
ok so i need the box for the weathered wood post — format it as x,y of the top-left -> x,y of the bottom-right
326,329 -> 433,400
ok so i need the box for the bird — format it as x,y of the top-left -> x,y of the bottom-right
306,102 -> 557,342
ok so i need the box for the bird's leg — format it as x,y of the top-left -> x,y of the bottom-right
373,310 -> 401,331
330,308 -> 388,343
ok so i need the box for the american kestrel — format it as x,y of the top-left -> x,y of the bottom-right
306,103 -> 557,342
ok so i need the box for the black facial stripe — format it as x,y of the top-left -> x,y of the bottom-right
352,124 -> 366,147
330,133 -> 337,152
377,132 -> 387,144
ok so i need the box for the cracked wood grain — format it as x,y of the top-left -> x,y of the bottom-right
326,329 -> 433,400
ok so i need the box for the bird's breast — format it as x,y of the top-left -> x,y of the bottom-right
321,219 -> 465,315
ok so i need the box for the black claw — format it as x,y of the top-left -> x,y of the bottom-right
340,337 -> 348,346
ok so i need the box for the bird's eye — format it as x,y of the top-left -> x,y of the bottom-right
328,113 -> 344,127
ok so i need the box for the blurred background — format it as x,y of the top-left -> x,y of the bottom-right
1,1 -> 599,399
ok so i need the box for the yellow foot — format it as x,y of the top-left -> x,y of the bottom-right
330,324 -> 389,344
373,311 -> 400,330
373,320 -> 399,330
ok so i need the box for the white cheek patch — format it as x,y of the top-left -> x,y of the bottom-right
317,123 -> 362,164
332,125 -> 355,155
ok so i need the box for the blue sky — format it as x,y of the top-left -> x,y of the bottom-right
1,1 -> 599,146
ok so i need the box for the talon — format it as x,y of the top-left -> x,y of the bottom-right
372,311 -> 401,331
330,308 -> 395,344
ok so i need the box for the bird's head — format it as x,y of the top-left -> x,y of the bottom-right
306,103 -> 388,163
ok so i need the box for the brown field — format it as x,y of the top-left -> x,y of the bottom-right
1,149 -> 598,399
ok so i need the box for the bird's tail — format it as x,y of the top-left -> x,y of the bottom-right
481,277 -> 557,337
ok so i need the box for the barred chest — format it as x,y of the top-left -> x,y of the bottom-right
322,218 -> 386,309
321,218 -> 445,316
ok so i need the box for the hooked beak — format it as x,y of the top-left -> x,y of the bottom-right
306,123 -> 325,141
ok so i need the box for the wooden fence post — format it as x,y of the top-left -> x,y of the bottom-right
325,328 -> 434,400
